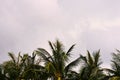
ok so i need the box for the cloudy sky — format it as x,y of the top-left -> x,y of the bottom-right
0,0 -> 120,68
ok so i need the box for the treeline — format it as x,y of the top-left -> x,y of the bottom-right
0,40 -> 120,80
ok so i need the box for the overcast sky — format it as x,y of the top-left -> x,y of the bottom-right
0,0 -> 120,68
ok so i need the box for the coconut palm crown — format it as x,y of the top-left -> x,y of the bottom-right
36,40 -> 81,80
78,50 -> 105,80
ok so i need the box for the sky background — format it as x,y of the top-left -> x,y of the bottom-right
0,0 -> 120,68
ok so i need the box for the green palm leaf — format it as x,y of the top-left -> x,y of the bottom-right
65,56 -> 81,73
66,44 -> 75,57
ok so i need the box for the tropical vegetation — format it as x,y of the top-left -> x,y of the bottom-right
0,40 -> 120,80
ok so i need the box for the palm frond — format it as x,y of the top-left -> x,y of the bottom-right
45,62 -> 56,73
8,52 -> 16,64
116,49 -> 120,53
31,52 -> 36,64
65,56 -> 81,73
80,54 -> 87,64
36,48 -> 54,63
16,52 -> 21,66
87,50 -> 93,66
37,48 -> 51,58
36,50 -> 50,62
56,39 -> 64,52
66,44 -> 75,57
93,50 -> 102,66
48,41 -> 56,54
112,52 -> 120,62
79,67 -> 86,78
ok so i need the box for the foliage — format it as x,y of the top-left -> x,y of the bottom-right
36,40 -> 81,80
78,50 -> 106,80
109,76 -> 120,80
1,40 -> 120,80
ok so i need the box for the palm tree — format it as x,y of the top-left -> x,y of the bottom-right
111,50 -> 120,76
105,50 -> 120,80
2,52 -> 22,80
2,52 -> 48,80
78,50 -> 105,80
21,52 -> 49,80
36,40 -> 81,80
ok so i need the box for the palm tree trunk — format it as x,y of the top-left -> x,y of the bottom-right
58,77 -> 61,80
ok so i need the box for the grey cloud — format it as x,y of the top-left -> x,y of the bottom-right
0,0 -> 72,63
0,0 -> 120,68
60,0 -> 120,21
